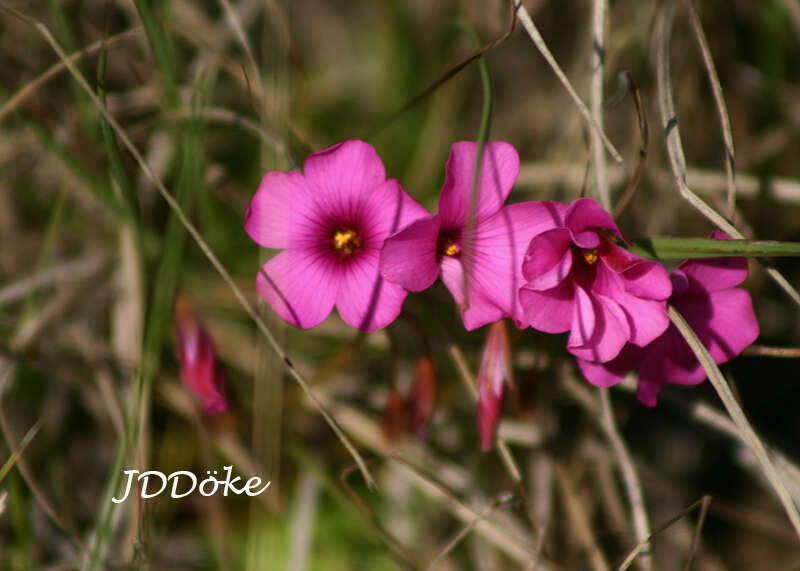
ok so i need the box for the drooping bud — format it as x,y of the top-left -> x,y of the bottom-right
381,392 -> 408,445
476,321 -> 512,451
175,297 -> 228,414
408,356 -> 436,439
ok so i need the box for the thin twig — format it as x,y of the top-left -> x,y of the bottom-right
598,389 -> 652,570
515,0 -> 622,163
590,0 -> 610,208
685,0 -> 736,218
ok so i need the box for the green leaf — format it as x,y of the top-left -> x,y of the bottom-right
630,237 -> 800,260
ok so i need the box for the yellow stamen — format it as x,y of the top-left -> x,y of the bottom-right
583,248 -> 599,265
444,243 -> 460,257
333,229 -> 360,255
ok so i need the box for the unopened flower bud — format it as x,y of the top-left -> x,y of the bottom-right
408,356 -> 436,439
175,298 -> 228,414
476,321 -> 512,451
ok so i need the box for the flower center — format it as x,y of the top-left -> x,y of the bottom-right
333,229 -> 361,255
437,230 -> 462,258
582,248 -> 599,265
444,242 -> 460,257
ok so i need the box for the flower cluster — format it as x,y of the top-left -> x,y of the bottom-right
245,140 -> 758,430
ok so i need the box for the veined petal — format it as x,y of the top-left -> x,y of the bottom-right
564,197 -> 620,236
519,279 -> 574,333
521,228 -> 573,290
438,141 -> 520,228
245,170 -> 310,249
256,250 -> 340,329
336,252 -> 407,331
466,201 -> 565,324
303,140 -> 387,218
380,215 -> 441,292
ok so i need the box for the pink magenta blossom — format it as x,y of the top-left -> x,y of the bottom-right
578,232 -> 759,406
477,321 -> 513,451
244,140 -> 428,331
520,197 -> 672,363
380,141 -> 563,329
175,299 -> 227,414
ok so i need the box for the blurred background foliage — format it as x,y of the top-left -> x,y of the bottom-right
1,0 -> 800,569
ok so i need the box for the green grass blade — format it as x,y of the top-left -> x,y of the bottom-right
630,237 -> 800,259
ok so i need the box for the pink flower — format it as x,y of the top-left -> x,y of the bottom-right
380,141 -> 563,330
175,299 -> 227,414
578,231 -> 759,406
244,140 -> 428,331
477,321 -> 513,451
520,197 -> 672,363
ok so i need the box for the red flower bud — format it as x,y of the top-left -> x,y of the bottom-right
381,392 -> 408,445
408,356 -> 436,439
175,298 -> 228,414
476,321 -> 512,451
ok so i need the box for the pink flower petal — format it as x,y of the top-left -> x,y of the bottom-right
336,252 -> 408,331
619,257 -> 673,300
302,141 -> 387,217
464,202 -> 565,325
639,329 -> 706,387
564,197 -> 620,236
244,170 -> 309,249
677,288 -> 759,364
440,256 -> 507,330
567,284 -> 596,348
437,141 -> 520,229
593,263 -> 670,347
380,215 -> 441,292
679,257 -> 749,293
519,279 -> 574,333
568,292 -> 631,362
578,344 -> 645,388
362,179 -> 430,240
256,250 -> 340,329
521,228 -> 573,290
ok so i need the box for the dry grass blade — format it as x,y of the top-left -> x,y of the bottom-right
611,73 -> 648,218
424,494 -> 512,571
654,0 -> 800,309
616,495 -> 711,571
554,462 -> 611,571
0,3 -> 377,490
598,389 -> 652,571
0,420 -> 41,486
743,345 -> 800,358
0,395 -> 84,551
590,0 -> 610,208
0,27 -> 141,124
515,1 -> 622,163
685,0 -> 736,218
668,305 -> 800,541
683,495 -> 711,571
0,253 -> 107,308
